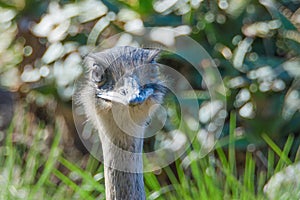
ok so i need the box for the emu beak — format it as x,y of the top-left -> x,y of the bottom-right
96,77 -> 154,106
96,88 -> 154,106
96,91 -> 128,105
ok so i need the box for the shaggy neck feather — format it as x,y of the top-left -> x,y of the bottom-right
96,110 -> 146,200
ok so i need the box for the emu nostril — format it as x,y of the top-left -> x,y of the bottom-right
119,88 -> 128,96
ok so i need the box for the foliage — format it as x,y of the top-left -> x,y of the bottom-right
1,107 -> 300,199
1,0 -> 300,141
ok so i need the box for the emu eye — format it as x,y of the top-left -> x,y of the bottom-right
91,65 -> 107,87
92,70 -> 105,83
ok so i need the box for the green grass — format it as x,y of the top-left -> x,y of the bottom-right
0,110 -> 299,199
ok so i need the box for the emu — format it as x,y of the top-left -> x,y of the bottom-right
79,46 -> 166,200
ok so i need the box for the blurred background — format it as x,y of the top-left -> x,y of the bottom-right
1,0 -> 300,199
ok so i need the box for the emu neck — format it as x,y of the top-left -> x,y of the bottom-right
96,112 -> 146,200
104,165 -> 145,200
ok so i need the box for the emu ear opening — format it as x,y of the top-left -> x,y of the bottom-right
83,52 -> 107,71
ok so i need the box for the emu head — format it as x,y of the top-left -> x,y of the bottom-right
81,46 -> 166,128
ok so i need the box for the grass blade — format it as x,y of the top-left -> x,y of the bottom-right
261,133 -> 292,165
52,169 -> 94,200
